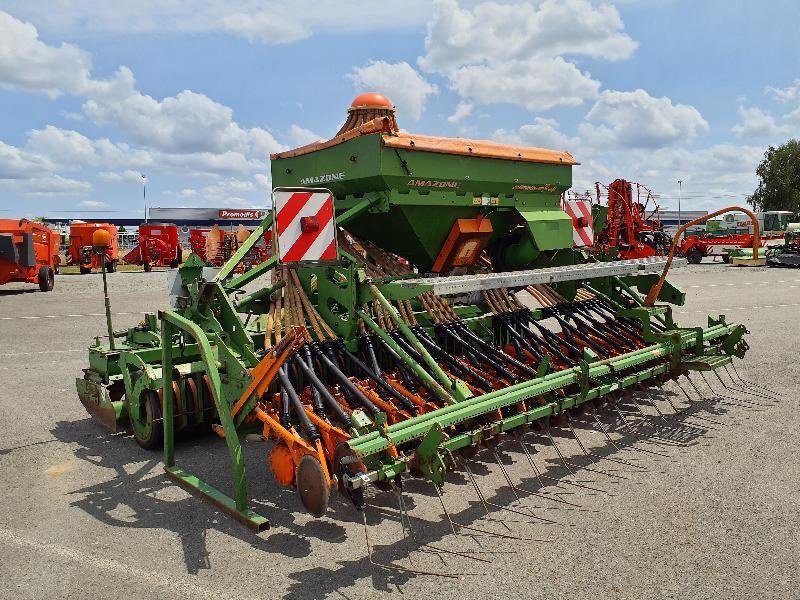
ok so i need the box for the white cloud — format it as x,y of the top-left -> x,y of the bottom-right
451,56 -> 600,111
766,79 -> 800,103
0,140 -> 55,178
420,0 -> 637,71
97,169 -> 146,184
447,101 -> 473,125
287,125 -> 322,147
0,2 -> 433,39
494,117 -> 577,150
579,89 -> 708,149
170,177 -> 266,207
0,173 -> 92,196
79,199 -> 108,208
223,12 -> 311,45
419,0 -> 633,112
81,70 -> 283,157
348,61 -> 438,121
731,106 -> 787,138
0,12 -> 94,97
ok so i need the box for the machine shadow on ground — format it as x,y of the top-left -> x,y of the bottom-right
47,371 -> 772,597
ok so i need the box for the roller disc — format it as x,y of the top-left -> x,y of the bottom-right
269,443 -> 296,487
296,455 -> 329,518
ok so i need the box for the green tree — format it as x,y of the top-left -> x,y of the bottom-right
749,140 -> 800,215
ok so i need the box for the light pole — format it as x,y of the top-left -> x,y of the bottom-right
142,174 -> 148,222
677,179 -> 683,238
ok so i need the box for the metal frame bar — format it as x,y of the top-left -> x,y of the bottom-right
160,309 -> 269,532
345,321 -> 737,485
396,257 -> 688,295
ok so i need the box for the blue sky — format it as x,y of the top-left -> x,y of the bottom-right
0,0 -> 798,219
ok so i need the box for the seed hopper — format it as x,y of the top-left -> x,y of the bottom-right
77,94 -> 774,575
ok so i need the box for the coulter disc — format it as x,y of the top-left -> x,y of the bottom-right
296,455 -> 329,518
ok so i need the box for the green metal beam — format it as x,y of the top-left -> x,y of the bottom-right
347,322 -> 735,458
215,212 -> 274,283
159,309 -> 268,529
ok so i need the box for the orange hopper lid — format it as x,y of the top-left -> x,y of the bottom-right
349,92 -> 394,111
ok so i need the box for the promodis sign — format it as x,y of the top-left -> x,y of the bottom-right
218,209 -> 267,220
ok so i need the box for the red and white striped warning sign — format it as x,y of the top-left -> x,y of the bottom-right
273,188 -> 338,263
562,199 -> 594,247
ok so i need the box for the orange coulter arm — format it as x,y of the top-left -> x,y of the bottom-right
231,326 -> 305,417
644,206 -> 761,306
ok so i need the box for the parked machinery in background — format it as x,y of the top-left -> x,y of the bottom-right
68,222 -> 119,273
188,224 -> 272,268
122,223 -> 182,271
592,179 -> 671,259
0,219 -> 60,291
679,210 -> 792,264
767,223 -> 800,267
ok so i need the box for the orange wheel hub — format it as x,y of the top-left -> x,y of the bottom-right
269,443 -> 296,487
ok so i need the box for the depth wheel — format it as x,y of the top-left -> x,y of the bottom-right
297,455 -> 329,518
129,389 -> 163,450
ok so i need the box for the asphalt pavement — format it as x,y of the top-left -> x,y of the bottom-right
0,263 -> 797,599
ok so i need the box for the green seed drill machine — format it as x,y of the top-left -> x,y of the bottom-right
77,93 -> 768,556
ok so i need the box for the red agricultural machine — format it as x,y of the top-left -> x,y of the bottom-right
593,179 -> 671,259
678,211 -> 792,264
68,223 -> 119,273
189,224 -> 271,268
122,223 -> 182,271
0,219 -> 60,291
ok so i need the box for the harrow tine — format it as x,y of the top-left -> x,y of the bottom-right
698,372 -> 764,409
432,483 -> 533,541
553,421 -> 628,481
361,508 -> 466,579
543,429 -> 614,494
396,488 -> 492,565
592,408 -> 669,460
639,389 -> 714,433
514,439 -> 589,509
728,363 -> 782,399
711,368 -> 769,402
459,457 -> 550,526
565,413 -> 645,471
609,404 -> 679,451
673,380 -> 726,427
720,365 -> 779,403
489,450 -> 561,525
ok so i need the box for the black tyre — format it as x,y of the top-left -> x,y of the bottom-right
721,254 -> 730,264
143,262 -> 152,272
169,258 -> 180,269
79,265 -> 91,274
37,266 -> 54,292
686,248 -> 703,264
106,260 -> 117,273
129,389 -> 163,450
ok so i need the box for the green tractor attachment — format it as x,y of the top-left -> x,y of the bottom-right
77,94 -> 775,571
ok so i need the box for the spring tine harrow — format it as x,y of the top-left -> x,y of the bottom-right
565,412 -> 644,471
395,486 -> 492,566
727,363 -> 782,400
361,508 -> 468,579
